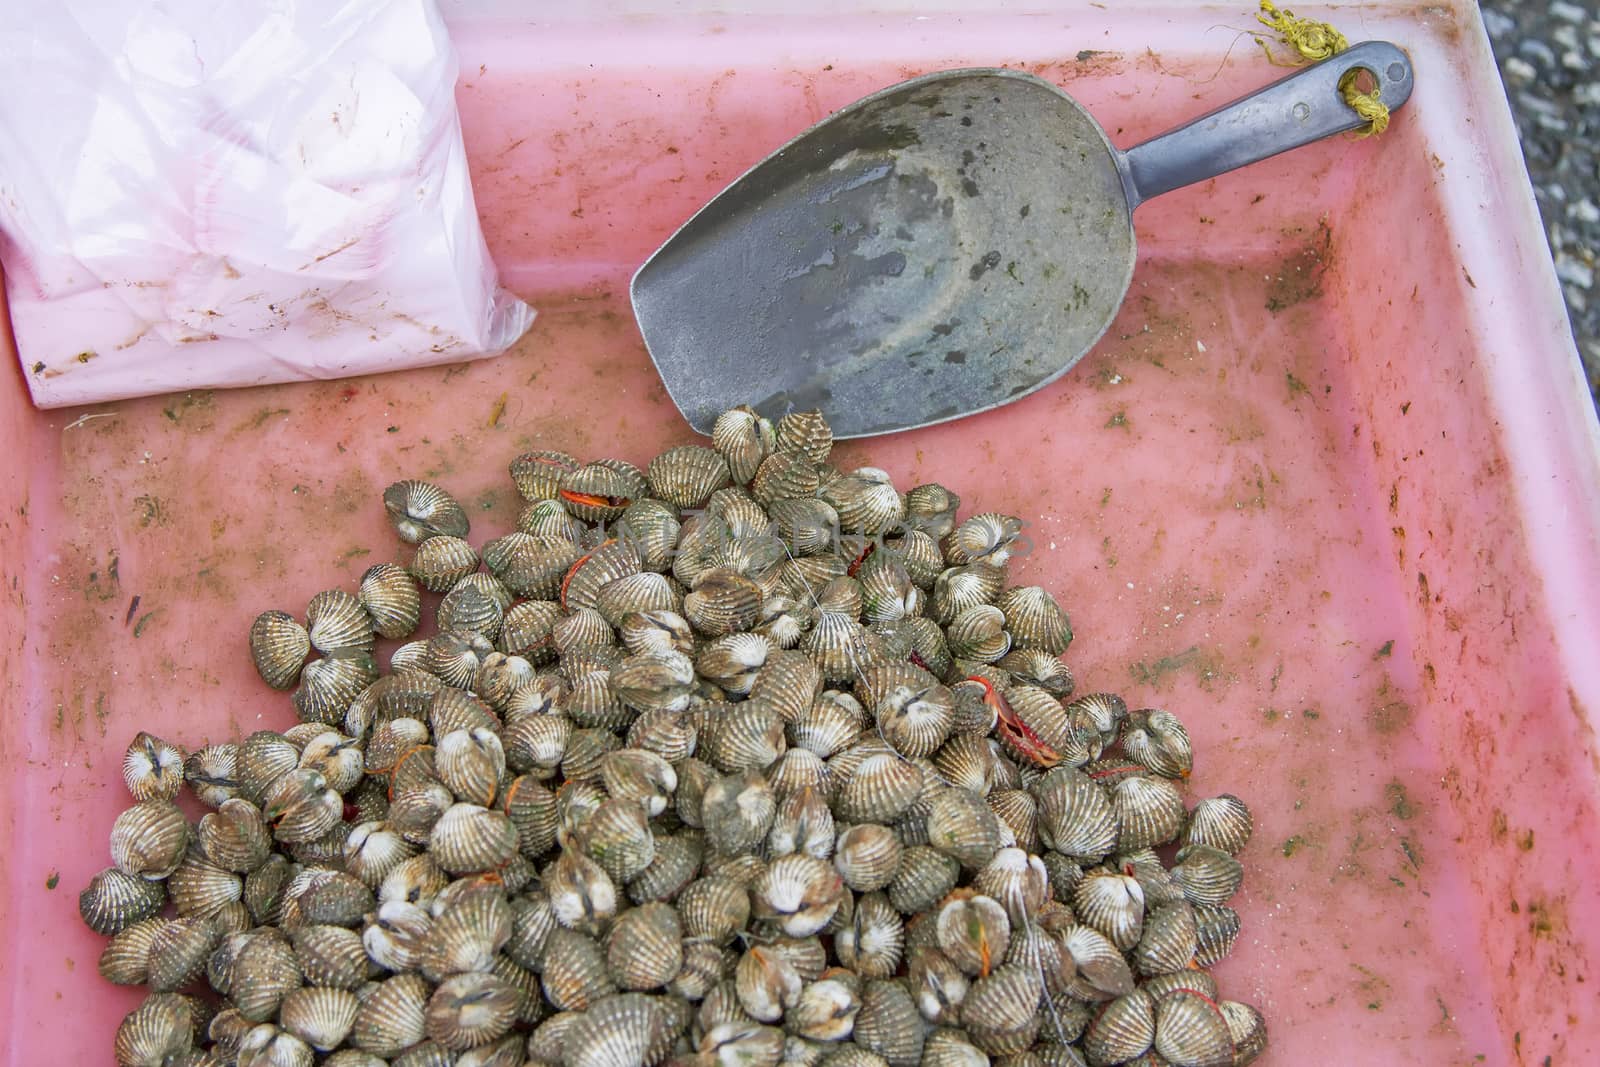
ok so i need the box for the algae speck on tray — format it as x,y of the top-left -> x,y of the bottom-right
81,405 -> 1266,1067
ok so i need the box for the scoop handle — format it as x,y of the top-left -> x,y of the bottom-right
1117,40 -> 1413,209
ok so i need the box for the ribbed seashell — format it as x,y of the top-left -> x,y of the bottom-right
789,693 -> 866,758
1138,970 -> 1218,1006
702,700 -> 786,773
237,1022 -> 314,1067
991,685 -> 1086,770
181,743 -> 238,808
834,753 -> 922,824
776,556 -> 847,604
611,499 -> 680,574
420,971 -> 520,1051
764,496 -> 837,558
1114,848 -> 1186,910
99,915 -> 166,985
713,405 -> 777,485
730,946 -> 798,1024
936,894 -> 1010,977
541,928 -> 616,1011
1110,775 -> 1187,852
880,533 -> 941,595
525,1010 -> 587,1065
992,650 -> 1071,699
235,853 -> 289,927
770,408 -> 833,463
118,731 -> 185,804
476,535 -> 571,606
1062,693 -> 1125,749
291,732 -> 363,795
286,923 -> 370,990
501,714 -> 571,782
930,563 -> 1005,625
833,823 -> 903,892
983,789 -> 1038,854
830,891 -> 901,979
902,484 -> 961,540
591,573 -> 676,632
1128,901 -> 1198,978
1122,709 -> 1193,780
420,634 -> 492,694
565,992 -> 679,1067
579,797 -> 656,882
514,498 -> 585,549
1074,868 -> 1146,951
1032,768 -> 1118,862
767,748 -> 831,804
618,707 -> 693,764
643,444 -> 729,508
350,973 -> 430,1056
972,848 -> 1049,924
250,611 -> 312,691
262,769 -> 342,845
698,1019 -> 787,1064
943,513 -> 1022,568
989,587 -> 1071,658
165,848 -> 243,920
544,846 -> 618,936
420,881 -> 512,979
351,564 -> 421,643
749,450 -> 820,506
817,467 -> 902,537
322,1053 -> 389,1067
693,770 -> 773,857
607,648 -> 693,715
1219,1000 -> 1268,1065
1149,988 -> 1235,1067
683,567 -> 763,637
945,604 -> 1011,664
686,635 -> 768,699
732,655 -> 819,732
925,788 -> 1004,868
669,872 -> 749,945
878,845 -> 954,915
470,653 -> 537,715
196,800 -> 272,879
345,670 -> 440,737
386,777 -> 454,847
293,650 -> 378,727
510,450 -> 579,502
115,992 -> 194,1067
429,689 -> 501,742
378,850 -> 451,909
235,730 -> 298,800
274,986 -> 359,1051
661,939 -> 725,1003
877,682 -> 957,761
624,826 -> 700,902
359,897 -> 430,972
920,1028 -> 990,1067
752,853 -> 844,937
109,799 -> 188,880
595,900 -> 682,991
297,870 -> 375,929
852,979 -> 925,1067
562,726 -> 621,783
961,960 -> 1042,1035
437,575 -> 509,642
1169,844 -> 1244,907
905,946 -> 969,1026
305,589 -> 374,656
1082,989 -> 1155,1066
230,932 -> 302,1022
558,458 -> 647,522
384,479 -> 469,544
613,611 -> 690,661
407,534 -> 479,593
1179,794 -> 1253,856
428,803 -> 519,875
784,968 -> 859,1041
142,916 -> 218,992
434,727 -> 505,806
856,556 -> 920,625
587,750 -> 668,818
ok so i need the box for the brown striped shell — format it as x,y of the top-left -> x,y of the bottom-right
250,611 -> 311,691
559,459 -> 647,523
384,480 -> 470,544
123,732 -> 186,802
1180,794 -> 1253,856
712,405 -> 777,485
647,444 -> 732,509
110,799 -> 189,880
306,589 -> 376,655
409,535 -> 480,593
482,533 -> 579,602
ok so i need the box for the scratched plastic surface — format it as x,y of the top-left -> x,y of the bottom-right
3,2 -> 1599,1064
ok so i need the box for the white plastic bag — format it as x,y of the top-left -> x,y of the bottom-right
0,0 -> 533,408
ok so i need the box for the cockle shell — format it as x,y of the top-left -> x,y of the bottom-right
306,590 -> 375,655
559,459 -> 647,523
123,732 -> 186,802
384,480 -> 469,545
510,451 -> 579,502
251,611 -> 311,691
647,445 -> 732,509
1179,794 -> 1253,856
409,535 -> 480,593
111,800 -> 189,880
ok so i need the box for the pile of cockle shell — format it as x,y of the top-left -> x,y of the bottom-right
81,405 -> 1266,1067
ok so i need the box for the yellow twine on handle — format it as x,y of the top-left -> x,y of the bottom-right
1255,0 -> 1388,137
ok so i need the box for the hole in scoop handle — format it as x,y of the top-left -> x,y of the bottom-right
1117,40 -> 1414,209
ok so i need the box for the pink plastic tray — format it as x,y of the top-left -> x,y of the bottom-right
4,2 -> 1598,1063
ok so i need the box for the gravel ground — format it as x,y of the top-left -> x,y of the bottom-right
1478,0 -> 1600,412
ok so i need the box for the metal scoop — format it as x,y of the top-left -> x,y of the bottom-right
632,41 -> 1413,439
